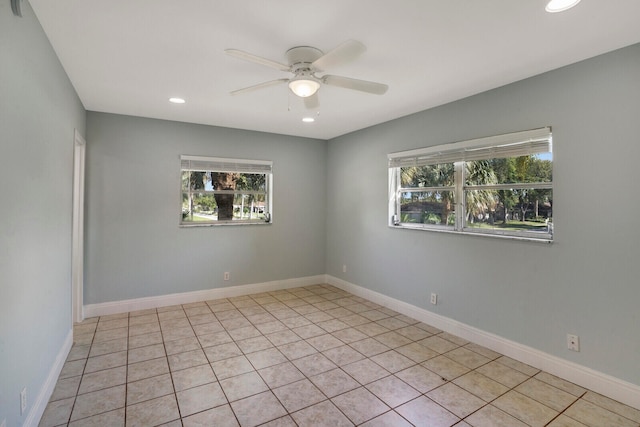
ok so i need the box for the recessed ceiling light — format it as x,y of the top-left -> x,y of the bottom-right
302,117 -> 315,123
545,0 -> 581,13
169,97 -> 186,104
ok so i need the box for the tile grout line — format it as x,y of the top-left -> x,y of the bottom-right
161,305 -> 187,426
542,390 -> 585,427
65,317 -> 97,426
58,285 -> 639,427
124,312 -> 130,426
75,305 -> 497,425
285,288 -> 403,425
199,299 -> 243,427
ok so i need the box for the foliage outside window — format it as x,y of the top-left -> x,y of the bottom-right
181,156 -> 272,226
388,128 -> 553,241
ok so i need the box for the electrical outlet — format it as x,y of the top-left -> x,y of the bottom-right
430,293 -> 438,305
342,264 -> 347,273
567,334 -> 580,351
20,387 -> 27,415
223,272 -> 230,281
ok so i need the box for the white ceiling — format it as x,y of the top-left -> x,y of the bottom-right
30,0 -> 640,140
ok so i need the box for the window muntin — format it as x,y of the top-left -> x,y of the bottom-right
181,156 -> 272,226
389,128 -> 553,241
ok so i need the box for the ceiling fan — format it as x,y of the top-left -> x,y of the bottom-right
225,40 -> 388,109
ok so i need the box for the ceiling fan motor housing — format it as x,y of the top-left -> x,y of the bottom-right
286,46 -> 323,72
285,46 -> 323,97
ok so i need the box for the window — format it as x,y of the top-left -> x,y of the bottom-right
388,128 -> 553,241
181,155 -> 272,226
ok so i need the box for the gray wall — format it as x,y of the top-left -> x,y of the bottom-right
326,43 -> 640,386
0,3 -> 86,426
84,113 -> 327,304
2,4 -> 638,423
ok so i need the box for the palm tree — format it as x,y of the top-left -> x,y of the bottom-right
401,164 -> 455,224
490,158 -> 517,223
464,160 -> 497,223
211,172 -> 239,220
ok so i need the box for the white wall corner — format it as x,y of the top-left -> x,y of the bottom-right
326,275 -> 640,410
25,329 -> 73,427
83,275 -> 327,318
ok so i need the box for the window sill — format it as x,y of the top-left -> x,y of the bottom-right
389,223 -> 553,244
180,221 -> 272,228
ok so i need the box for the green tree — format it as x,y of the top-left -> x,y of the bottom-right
514,156 -> 533,220
527,156 -> 553,218
197,195 -> 216,211
464,160 -> 498,223
236,173 -> 266,219
183,171 -> 208,221
210,172 -> 267,221
402,164 -> 455,224
211,172 -> 239,220
512,155 -> 553,221
491,158 -> 517,223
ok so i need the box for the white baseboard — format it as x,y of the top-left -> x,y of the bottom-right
83,275 -> 326,318
326,275 -> 640,410
80,274 -> 639,410
26,329 -> 73,427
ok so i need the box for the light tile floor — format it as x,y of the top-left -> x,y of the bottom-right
40,284 -> 640,427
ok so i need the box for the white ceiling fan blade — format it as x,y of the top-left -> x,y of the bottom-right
304,93 -> 319,110
312,40 -> 366,71
225,49 -> 290,72
230,79 -> 289,96
322,75 -> 388,95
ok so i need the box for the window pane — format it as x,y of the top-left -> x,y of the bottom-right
233,193 -> 267,220
401,164 -> 455,188
237,173 -> 266,192
181,171 -> 190,191
182,171 -> 210,191
185,171 -> 210,190
466,154 -> 552,186
209,172 -> 266,192
464,188 -> 552,234
182,192 -> 217,222
182,192 -> 268,223
183,171 -> 268,192
400,191 -> 455,225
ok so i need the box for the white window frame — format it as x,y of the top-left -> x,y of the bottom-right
388,127 -> 553,242
180,155 -> 273,226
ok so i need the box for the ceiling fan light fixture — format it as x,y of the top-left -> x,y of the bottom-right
545,0 -> 581,13
288,77 -> 320,98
